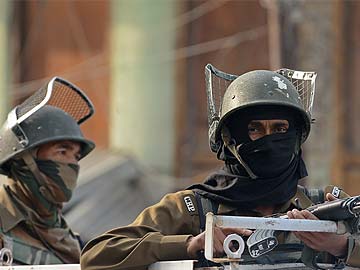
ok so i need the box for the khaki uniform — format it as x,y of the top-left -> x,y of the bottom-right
0,184 -> 80,265
80,187 -> 360,270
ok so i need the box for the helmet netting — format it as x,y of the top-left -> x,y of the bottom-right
15,77 -> 94,125
275,68 -> 317,116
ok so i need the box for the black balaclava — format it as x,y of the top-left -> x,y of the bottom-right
226,106 -> 301,177
189,105 -> 308,209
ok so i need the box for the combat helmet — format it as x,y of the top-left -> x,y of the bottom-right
205,64 -> 317,153
0,77 -> 95,175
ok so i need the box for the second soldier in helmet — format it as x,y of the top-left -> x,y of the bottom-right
0,78 -> 95,265
80,67 -> 359,269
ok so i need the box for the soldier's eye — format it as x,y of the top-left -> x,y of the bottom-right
275,126 -> 288,133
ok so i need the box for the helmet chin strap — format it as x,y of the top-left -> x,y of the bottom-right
221,126 -> 258,180
21,151 -> 61,206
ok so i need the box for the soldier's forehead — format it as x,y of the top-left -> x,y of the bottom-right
248,119 -> 289,123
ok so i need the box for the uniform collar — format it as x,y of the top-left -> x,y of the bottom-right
0,184 -> 26,232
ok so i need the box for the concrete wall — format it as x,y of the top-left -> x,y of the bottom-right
110,0 -> 176,173
0,1 -> 10,122
280,0 -> 336,188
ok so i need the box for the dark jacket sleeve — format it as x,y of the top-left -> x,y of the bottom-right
80,190 -> 200,270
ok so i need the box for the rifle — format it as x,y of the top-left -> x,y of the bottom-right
247,196 -> 360,258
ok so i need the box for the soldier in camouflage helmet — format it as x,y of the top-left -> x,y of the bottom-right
0,78 -> 95,265
80,66 -> 360,270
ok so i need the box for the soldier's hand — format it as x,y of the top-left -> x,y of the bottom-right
186,227 -> 252,259
287,205 -> 348,257
325,192 -> 337,201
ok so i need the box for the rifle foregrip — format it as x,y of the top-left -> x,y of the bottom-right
308,197 -> 359,220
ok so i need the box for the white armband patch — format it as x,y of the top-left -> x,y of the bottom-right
184,196 -> 196,213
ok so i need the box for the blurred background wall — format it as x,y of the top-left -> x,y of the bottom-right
0,1 -> 10,119
1,0 -> 359,242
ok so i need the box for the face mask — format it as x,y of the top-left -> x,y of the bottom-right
236,131 -> 297,178
36,159 -> 79,203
